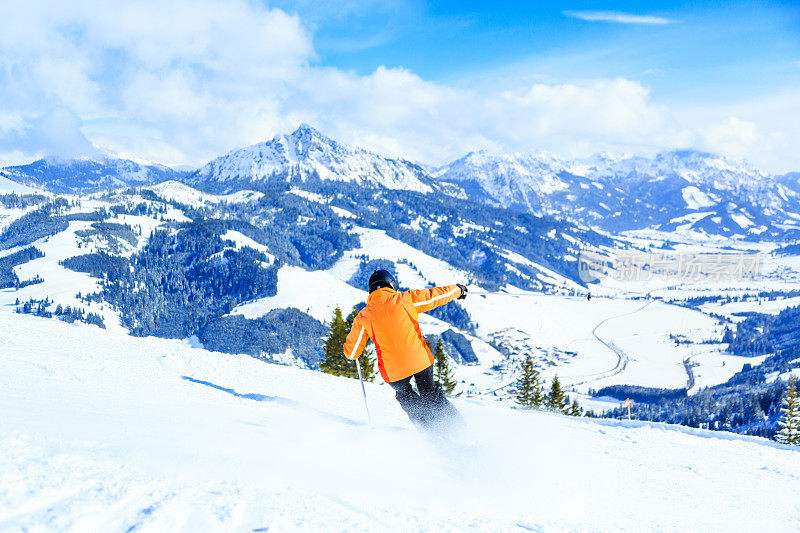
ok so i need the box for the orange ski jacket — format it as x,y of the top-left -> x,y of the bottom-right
343,285 -> 462,383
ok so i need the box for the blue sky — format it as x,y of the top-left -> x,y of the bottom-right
285,0 -> 800,104
0,1 -> 799,171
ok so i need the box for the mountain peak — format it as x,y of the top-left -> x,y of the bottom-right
192,125 -> 432,193
294,122 -> 317,134
290,123 -> 330,142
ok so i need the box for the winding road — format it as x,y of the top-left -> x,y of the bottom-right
567,298 -> 655,387
488,290 -> 698,394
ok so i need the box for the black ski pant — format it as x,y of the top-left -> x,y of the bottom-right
388,365 -> 458,428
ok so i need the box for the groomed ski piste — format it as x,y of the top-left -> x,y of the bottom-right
2,311 -> 799,532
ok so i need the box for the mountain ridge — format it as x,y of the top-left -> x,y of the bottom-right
0,155 -> 189,194
434,147 -> 799,237
2,124 -> 798,238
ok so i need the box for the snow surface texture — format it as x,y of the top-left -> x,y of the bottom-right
1,311 -> 799,532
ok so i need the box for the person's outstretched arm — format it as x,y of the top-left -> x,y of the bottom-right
343,314 -> 369,360
406,284 -> 466,313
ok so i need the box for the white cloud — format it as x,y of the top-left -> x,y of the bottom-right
701,117 -> 759,158
293,72 -> 686,165
0,1 -> 797,174
0,0 -> 312,163
563,10 -> 677,25
677,89 -> 800,173
0,108 -> 98,160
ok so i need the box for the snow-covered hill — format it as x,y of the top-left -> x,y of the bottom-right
1,310 -> 798,531
0,179 -> 596,371
0,156 -> 188,194
189,124 -> 434,193
143,180 -> 265,206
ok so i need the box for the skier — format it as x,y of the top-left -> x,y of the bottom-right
343,269 -> 467,430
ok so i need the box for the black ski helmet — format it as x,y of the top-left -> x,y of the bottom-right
368,269 -> 399,293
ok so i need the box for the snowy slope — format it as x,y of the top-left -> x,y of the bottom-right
327,226 -> 471,287
0,175 -> 35,194
1,310 -> 799,532
190,124 -> 433,193
144,180 -> 264,206
0,191 -> 198,332
232,265 -> 365,323
0,181 -> 587,380
0,217 -> 127,332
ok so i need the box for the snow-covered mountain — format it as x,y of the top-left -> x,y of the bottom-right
3,126 -> 798,238
189,124 -> 434,193
184,124 -> 800,237
436,149 -> 800,237
0,156 -> 188,194
433,150 -> 572,210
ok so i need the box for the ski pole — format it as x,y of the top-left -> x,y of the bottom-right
470,290 -> 584,297
355,360 -> 372,425
470,291 -> 535,296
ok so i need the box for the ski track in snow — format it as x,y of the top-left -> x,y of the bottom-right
2,311 -> 800,532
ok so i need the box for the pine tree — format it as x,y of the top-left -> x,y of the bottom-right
432,338 -> 459,396
319,306 -> 356,378
359,347 -> 377,382
514,355 -> 544,409
568,399 -> 584,417
547,375 -> 568,413
776,377 -> 800,445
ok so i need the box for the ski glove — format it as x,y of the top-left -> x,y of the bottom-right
456,283 -> 468,300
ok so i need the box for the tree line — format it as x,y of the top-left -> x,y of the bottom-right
514,354 -> 583,416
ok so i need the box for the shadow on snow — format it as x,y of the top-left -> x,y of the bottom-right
181,375 -> 363,427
